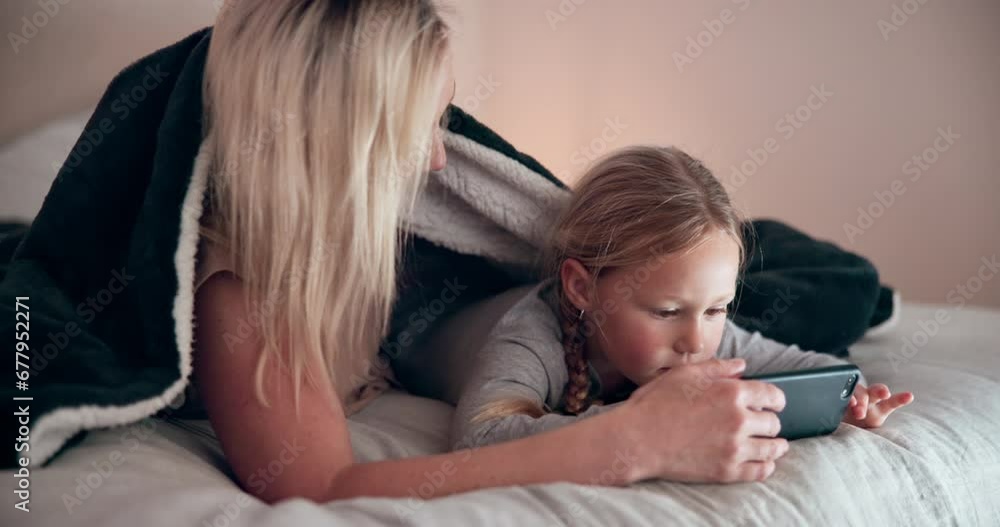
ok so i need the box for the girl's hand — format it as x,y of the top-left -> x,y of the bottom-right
842,383 -> 914,428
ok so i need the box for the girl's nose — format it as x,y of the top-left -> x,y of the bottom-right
674,321 -> 704,355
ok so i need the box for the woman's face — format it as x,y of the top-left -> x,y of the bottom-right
429,59 -> 456,172
561,230 -> 740,387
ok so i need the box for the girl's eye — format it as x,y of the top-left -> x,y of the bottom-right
652,307 -> 728,319
706,307 -> 728,317
652,309 -> 680,319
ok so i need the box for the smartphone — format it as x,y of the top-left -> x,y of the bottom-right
741,364 -> 861,440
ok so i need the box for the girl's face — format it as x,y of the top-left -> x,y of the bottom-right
561,230 -> 740,387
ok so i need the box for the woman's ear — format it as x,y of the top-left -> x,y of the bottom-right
560,258 -> 595,312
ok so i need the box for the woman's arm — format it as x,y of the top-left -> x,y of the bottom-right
335,409 -> 634,499
194,273 -> 638,503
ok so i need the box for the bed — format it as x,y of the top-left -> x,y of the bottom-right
2,113 -> 999,527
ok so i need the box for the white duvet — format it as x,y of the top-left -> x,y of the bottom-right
5,302 -> 999,526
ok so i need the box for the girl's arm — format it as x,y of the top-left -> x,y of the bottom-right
195,273 -> 636,504
450,334 -> 620,450
717,320 -> 868,385
718,320 -> 915,427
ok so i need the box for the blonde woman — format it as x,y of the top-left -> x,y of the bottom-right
193,0 -> 791,503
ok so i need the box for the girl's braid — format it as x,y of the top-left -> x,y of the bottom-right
559,290 -> 592,415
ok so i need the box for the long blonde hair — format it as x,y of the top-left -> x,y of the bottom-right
473,145 -> 748,423
202,0 -> 451,409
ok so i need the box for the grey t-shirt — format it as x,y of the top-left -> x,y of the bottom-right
450,278 -> 864,451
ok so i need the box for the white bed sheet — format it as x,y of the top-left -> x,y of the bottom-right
4,302 -> 999,526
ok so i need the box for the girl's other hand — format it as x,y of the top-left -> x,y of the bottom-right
842,383 -> 914,428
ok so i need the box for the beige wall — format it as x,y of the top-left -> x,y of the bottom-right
449,0 -> 1000,309
2,1 -> 998,308
0,0 -> 218,142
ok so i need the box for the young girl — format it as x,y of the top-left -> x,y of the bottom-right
451,145 -> 915,450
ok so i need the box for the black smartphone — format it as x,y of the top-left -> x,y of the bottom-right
741,364 -> 861,440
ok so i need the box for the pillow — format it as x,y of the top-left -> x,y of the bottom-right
0,109 -> 93,221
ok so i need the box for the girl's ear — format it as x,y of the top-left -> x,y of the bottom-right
560,258 -> 595,312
